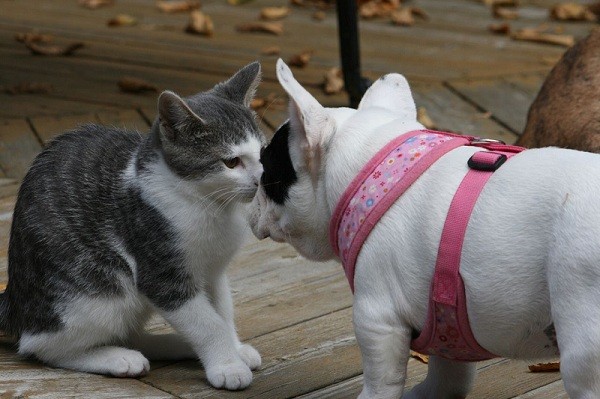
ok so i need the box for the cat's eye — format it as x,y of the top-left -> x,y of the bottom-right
223,157 -> 241,169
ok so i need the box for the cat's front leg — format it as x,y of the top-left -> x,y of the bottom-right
161,293 -> 253,390
211,273 -> 261,370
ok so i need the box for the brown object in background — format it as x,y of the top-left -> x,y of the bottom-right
528,362 -> 560,372
517,28 -> 600,151
118,77 -> 158,93
185,10 -> 214,36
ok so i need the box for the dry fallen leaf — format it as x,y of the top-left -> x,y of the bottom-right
410,351 -> 429,364
528,361 -> 560,372
323,67 -> 344,95
4,82 -> 54,95
156,0 -> 201,13
359,0 -> 401,19
25,41 -> 85,56
488,22 -> 511,34
550,2 -> 597,21
261,45 -> 281,56
313,11 -> 326,20
250,98 -> 266,110
391,6 -> 429,26
228,0 -> 254,4
0,282 -> 7,292
417,107 -> 436,129
512,27 -> 575,47
483,0 -> 518,6
185,10 -> 214,36
288,49 -> 314,68
107,14 -> 138,27
118,77 -> 158,93
589,2 -> 600,17
78,0 -> 114,9
14,32 -> 53,44
493,6 -> 519,19
260,6 -> 291,20
236,22 -> 284,35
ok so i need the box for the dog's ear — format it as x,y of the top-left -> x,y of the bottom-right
358,73 -> 417,121
276,59 -> 331,182
276,59 -> 329,150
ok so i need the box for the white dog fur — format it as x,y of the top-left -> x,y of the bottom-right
249,59 -> 600,398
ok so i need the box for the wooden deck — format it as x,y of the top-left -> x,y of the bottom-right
0,0 -> 597,397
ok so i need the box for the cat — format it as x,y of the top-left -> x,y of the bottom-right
0,62 -> 265,390
517,27 -> 600,151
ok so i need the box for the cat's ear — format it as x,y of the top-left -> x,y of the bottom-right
157,90 -> 204,142
357,73 -> 417,121
213,61 -> 262,108
275,58 -> 329,151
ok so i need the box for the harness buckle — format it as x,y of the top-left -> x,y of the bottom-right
470,138 -> 506,145
467,151 -> 507,172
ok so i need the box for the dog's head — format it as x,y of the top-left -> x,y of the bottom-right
249,59 -> 420,261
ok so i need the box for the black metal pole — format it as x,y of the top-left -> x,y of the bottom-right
336,0 -> 369,108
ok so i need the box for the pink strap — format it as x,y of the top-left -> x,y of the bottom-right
434,150 -> 518,305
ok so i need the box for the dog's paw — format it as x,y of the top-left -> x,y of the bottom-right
205,361 -> 253,390
238,344 -> 261,370
105,348 -> 150,378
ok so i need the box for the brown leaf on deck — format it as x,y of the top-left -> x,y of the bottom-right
185,10 -> 214,36
156,0 -> 201,13
550,2 -> 597,21
483,0 -> 518,6
391,6 -> 428,26
313,11 -> 326,20
14,32 -> 53,44
493,6 -> 519,19
4,82 -> 54,95
25,41 -> 85,56
528,361 -> 560,372
261,45 -> 281,56
359,0 -> 400,19
488,22 -> 511,34
410,351 -> 429,364
250,98 -> 266,110
118,77 -> 159,94
417,107 -> 436,129
288,49 -> 314,68
323,67 -> 344,95
236,22 -> 284,35
260,6 -> 291,20
78,0 -> 114,9
107,14 -> 138,27
511,27 -> 575,47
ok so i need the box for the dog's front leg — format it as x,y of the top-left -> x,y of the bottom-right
354,298 -> 411,399
402,356 -> 475,399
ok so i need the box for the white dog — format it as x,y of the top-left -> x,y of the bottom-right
249,59 -> 600,399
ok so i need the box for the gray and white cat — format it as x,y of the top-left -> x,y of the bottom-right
0,62 -> 265,390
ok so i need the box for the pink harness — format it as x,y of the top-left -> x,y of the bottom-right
329,130 -> 525,361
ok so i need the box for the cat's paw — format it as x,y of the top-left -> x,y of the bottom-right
238,343 -> 261,370
105,348 -> 150,378
205,361 -> 253,390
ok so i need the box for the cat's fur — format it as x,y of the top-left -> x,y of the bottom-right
250,59 -> 600,398
518,27 -> 600,151
1,62 -> 265,390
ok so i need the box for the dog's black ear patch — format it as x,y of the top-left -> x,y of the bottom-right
260,121 -> 297,204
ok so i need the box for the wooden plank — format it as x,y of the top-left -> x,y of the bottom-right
0,119 -> 41,179
447,77 -> 539,134
96,109 -> 149,131
469,359 -> 562,398
515,380 -> 567,398
412,83 -> 519,143
30,113 -> 99,144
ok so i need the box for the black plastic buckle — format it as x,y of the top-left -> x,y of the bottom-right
467,152 -> 507,172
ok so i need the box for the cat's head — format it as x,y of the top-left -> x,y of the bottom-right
153,61 -> 265,203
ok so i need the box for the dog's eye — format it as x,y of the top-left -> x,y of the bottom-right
223,157 -> 241,169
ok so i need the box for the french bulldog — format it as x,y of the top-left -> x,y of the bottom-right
249,59 -> 600,399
